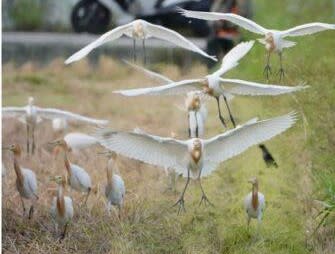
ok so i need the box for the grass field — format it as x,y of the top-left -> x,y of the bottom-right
2,0 -> 335,253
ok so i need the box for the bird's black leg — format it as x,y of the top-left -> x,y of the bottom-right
142,39 -> 146,65
198,176 -> 214,207
133,39 -> 137,62
278,52 -> 285,82
26,124 -> 30,154
172,168 -> 190,215
223,96 -> 236,128
84,187 -> 91,206
20,197 -> 26,216
28,205 -> 34,219
195,112 -> 199,138
32,125 -> 36,155
263,52 -> 272,81
188,113 -> 191,138
60,223 -> 69,240
258,144 -> 278,168
216,96 -> 227,128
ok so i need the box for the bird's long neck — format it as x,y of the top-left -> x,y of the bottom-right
252,183 -> 259,210
56,184 -> 65,217
63,149 -> 71,177
13,154 -> 24,186
106,159 -> 114,186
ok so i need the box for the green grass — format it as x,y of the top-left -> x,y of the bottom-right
2,0 -> 335,253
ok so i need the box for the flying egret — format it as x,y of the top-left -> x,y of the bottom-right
65,19 -> 217,65
99,151 -> 125,218
244,177 -> 265,227
178,8 -> 335,80
50,175 -> 74,240
113,41 -> 307,128
49,139 -> 92,205
95,112 -> 297,213
3,144 -> 38,219
2,97 -> 108,154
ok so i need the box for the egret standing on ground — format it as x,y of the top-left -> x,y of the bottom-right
50,175 -> 74,240
185,91 -> 208,138
65,19 -> 217,65
49,139 -> 92,205
100,151 -> 125,218
244,177 -> 265,227
3,144 -> 38,219
95,112 -> 296,214
179,8 -> 335,80
2,96 -> 108,154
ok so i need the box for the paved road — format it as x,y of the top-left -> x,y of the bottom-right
3,32 -> 207,48
2,32 -> 208,65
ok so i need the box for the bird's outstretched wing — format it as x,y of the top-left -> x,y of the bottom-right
204,112 -> 297,164
123,60 -> 173,84
36,107 -> 108,126
281,23 -> 335,37
2,107 -> 27,118
213,41 -> 254,76
220,78 -> 308,96
65,23 -> 132,64
179,8 -> 268,35
113,79 -> 205,96
144,21 -> 217,61
94,128 -> 189,173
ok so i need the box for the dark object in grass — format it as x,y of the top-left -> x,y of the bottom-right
259,144 -> 278,168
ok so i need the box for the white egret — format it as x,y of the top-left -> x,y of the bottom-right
114,41 -> 307,128
124,62 -> 208,138
2,97 -> 108,154
49,139 -> 92,205
95,112 -> 297,213
179,8 -> 335,79
185,91 -> 208,138
100,151 -> 125,218
244,177 -> 265,227
65,19 -> 217,65
3,144 -> 38,218
50,175 -> 74,240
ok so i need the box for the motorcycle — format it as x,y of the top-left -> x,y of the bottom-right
71,0 -> 211,36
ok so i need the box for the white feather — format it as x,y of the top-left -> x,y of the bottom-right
219,78 -> 308,96
179,8 -> 268,35
281,22 -> 335,37
213,41 -> 255,76
113,79 -> 205,96
64,132 -> 98,152
68,164 -> 92,193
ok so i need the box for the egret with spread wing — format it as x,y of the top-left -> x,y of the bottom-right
114,41 -> 307,128
179,8 -> 335,80
2,97 -> 108,154
95,112 -> 297,214
65,19 -> 216,65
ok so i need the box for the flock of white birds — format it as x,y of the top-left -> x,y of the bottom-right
2,9 -> 335,240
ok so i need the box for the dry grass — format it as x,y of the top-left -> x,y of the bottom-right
2,1 -> 335,253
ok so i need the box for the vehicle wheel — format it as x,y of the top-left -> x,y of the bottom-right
71,0 -> 111,34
